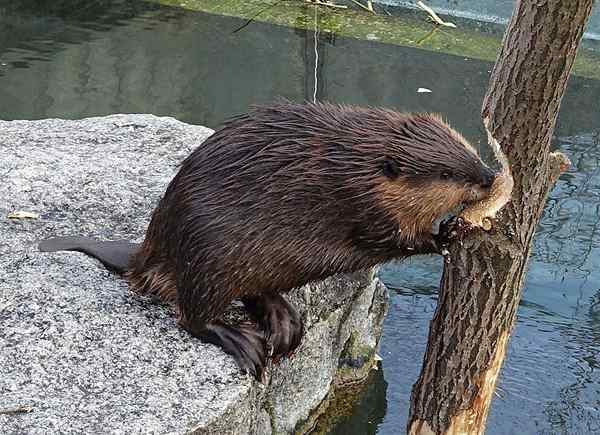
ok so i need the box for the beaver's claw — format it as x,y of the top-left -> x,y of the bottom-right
436,216 -> 472,250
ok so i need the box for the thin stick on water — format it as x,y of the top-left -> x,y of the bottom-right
417,1 -> 457,28
348,0 -> 375,13
232,0 -> 284,33
306,0 -> 347,9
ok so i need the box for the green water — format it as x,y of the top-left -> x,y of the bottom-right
1,1 -> 599,433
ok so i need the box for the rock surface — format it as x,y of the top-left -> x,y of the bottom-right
0,115 -> 389,434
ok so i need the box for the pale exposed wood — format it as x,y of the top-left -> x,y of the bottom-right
348,0 -> 374,13
408,419 -> 436,435
306,0 -> 348,10
444,330 -> 510,435
408,330 -> 507,435
460,118 -> 513,229
548,152 -> 571,183
417,1 -> 457,28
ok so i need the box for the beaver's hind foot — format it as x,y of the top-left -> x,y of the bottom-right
180,319 -> 268,382
243,294 -> 304,362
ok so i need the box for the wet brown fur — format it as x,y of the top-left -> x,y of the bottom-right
125,101 -> 495,329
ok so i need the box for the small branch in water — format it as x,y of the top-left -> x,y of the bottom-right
417,1 -> 457,28
348,0 -> 375,14
232,0 -> 285,34
416,26 -> 440,45
306,0 -> 348,9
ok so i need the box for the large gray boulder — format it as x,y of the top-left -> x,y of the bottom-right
0,115 -> 388,434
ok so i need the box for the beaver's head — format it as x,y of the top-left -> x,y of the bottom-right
375,113 -> 496,241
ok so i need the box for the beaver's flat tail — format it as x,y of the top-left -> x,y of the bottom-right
39,236 -> 139,274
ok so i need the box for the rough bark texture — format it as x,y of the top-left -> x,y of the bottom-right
408,1 -> 595,434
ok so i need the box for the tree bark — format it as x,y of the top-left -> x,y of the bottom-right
407,1 -> 594,434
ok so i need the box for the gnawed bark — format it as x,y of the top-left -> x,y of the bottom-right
408,1 -> 594,434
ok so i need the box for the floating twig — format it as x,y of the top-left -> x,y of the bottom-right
348,0 -> 375,13
306,0 -> 348,9
232,0 -> 285,33
416,26 -> 440,45
417,1 -> 457,28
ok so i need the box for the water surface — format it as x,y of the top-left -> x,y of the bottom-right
1,1 -> 599,433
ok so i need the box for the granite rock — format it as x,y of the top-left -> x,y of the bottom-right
0,115 -> 388,434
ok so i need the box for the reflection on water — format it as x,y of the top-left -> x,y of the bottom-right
1,1 -> 599,433
312,368 -> 387,435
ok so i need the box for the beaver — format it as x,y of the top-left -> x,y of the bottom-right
40,101 -> 496,381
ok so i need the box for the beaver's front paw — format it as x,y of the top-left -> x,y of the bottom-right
436,216 -> 474,250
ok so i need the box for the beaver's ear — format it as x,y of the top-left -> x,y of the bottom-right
382,158 -> 400,180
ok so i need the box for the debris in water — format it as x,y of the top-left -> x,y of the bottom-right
306,0 -> 347,9
348,0 -> 375,14
417,1 -> 457,28
417,87 -> 432,93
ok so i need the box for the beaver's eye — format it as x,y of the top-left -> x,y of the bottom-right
382,159 -> 400,180
440,171 -> 452,180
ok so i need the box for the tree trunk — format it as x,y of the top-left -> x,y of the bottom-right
407,1 -> 594,434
